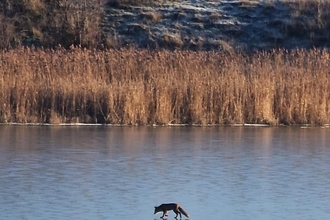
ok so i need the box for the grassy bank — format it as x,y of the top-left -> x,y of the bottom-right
0,47 -> 329,125
1,1 -> 330,126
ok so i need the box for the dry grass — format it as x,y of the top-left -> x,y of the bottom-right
162,34 -> 183,49
0,47 -> 329,125
0,0 -> 107,49
141,11 -> 163,22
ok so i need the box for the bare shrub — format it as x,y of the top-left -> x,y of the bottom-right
282,0 -> 330,44
0,0 -> 107,49
0,14 -> 18,48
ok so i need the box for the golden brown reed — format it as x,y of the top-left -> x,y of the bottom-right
0,47 -> 329,125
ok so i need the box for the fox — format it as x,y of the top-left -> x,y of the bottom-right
154,203 -> 189,219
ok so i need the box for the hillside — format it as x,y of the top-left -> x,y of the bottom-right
101,0 -> 330,51
1,0 -> 330,51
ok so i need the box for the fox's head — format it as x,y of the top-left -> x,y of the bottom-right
154,206 -> 160,214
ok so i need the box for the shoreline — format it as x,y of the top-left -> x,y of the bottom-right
1,123 -> 329,128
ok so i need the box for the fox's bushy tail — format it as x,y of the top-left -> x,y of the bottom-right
178,207 -> 189,218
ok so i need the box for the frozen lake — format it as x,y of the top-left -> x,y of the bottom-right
0,125 -> 329,220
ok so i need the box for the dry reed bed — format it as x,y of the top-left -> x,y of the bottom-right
0,47 -> 329,125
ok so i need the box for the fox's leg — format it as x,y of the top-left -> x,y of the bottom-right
173,210 -> 182,219
161,211 -> 168,218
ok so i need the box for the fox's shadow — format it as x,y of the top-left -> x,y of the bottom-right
154,218 -> 189,220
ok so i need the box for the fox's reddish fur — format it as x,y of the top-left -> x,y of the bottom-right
154,203 -> 189,219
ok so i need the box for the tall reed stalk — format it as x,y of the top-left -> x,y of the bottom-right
0,47 -> 329,125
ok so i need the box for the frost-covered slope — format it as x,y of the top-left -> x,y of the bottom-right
105,0 -> 330,51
